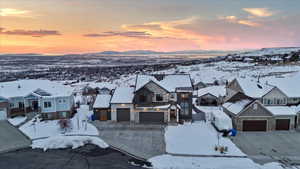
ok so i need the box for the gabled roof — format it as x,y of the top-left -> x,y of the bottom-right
223,92 -> 254,115
265,106 -> 296,116
135,74 -> 193,93
226,92 -> 254,103
93,94 -> 112,108
231,78 -> 274,98
265,72 -> 300,98
111,87 -> 134,104
0,80 -> 74,98
197,85 -> 226,97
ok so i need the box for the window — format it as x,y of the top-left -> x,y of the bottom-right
180,102 -> 189,115
253,103 -> 258,110
18,102 -> 24,109
10,103 -> 14,108
139,95 -> 147,103
44,101 -> 52,108
181,93 -> 189,100
60,112 -> 67,118
156,94 -> 163,102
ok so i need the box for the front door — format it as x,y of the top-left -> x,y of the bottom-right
32,101 -> 39,110
100,111 -> 108,121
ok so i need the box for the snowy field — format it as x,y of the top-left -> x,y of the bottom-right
77,61 -> 300,89
165,122 -> 244,156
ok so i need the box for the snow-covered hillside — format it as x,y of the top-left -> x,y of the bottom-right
232,47 -> 300,57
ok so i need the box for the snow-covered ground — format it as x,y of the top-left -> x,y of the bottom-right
165,122 -> 244,156
8,116 -> 27,126
149,155 -> 296,169
20,108 -> 98,139
19,105 -> 107,150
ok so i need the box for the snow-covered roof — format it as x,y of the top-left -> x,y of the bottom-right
111,87 -> 134,104
135,74 -> 192,92
197,85 -> 226,97
0,80 -> 74,98
235,78 -> 274,98
93,94 -> 111,108
223,99 -> 252,115
265,106 -> 297,116
265,72 -> 300,98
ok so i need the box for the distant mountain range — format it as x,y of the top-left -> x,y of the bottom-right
1,47 -> 299,57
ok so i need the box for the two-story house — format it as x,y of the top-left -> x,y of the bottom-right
224,77 -> 298,131
0,80 -> 75,120
103,74 -> 193,124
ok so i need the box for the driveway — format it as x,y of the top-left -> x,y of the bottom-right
232,131 -> 300,165
0,121 -> 31,153
92,121 -> 166,159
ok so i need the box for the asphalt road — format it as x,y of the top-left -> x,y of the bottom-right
232,131 -> 300,165
0,145 -> 150,169
0,121 -> 31,153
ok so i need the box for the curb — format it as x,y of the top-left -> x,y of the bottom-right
166,153 -> 248,158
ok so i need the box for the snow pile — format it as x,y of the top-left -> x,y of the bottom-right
8,116 -> 27,126
149,155 -> 294,169
32,135 -> 108,151
165,122 -> 244,156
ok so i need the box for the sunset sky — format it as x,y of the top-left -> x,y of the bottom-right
1,0 -> 300,54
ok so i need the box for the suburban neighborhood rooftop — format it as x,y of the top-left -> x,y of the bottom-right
110,87 -> 134,104
135,74 -> 193,92
0,80 -> 74,98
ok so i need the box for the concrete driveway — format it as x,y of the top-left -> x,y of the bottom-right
232,131 -> 300,165
92,121 -> 166,160
0,121 -> 31,153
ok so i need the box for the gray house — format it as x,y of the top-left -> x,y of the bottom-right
223,92 -> 297,131
133,74 -> 193,123
107,74 -> 193,124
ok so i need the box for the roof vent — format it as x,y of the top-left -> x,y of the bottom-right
18,84 -> 21,89
257,84 -> 262,89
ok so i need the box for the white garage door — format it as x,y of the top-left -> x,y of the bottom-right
0,109 -> 7,120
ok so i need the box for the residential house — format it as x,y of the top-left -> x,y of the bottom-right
224,77 -> 299,131
195,85 -> 226,106
93,94 -> 112,121
0,80 -> 75,120
106,74 -> 193,124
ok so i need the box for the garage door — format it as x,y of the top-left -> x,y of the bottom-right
0,109 -> 7,120
140,112 -> 164,123
243,120 -> 267,131
276,119 -> 290,130
116,108 -> 130,122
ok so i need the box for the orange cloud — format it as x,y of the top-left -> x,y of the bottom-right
220,15 -> 260,27
243,8 -> 273,17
